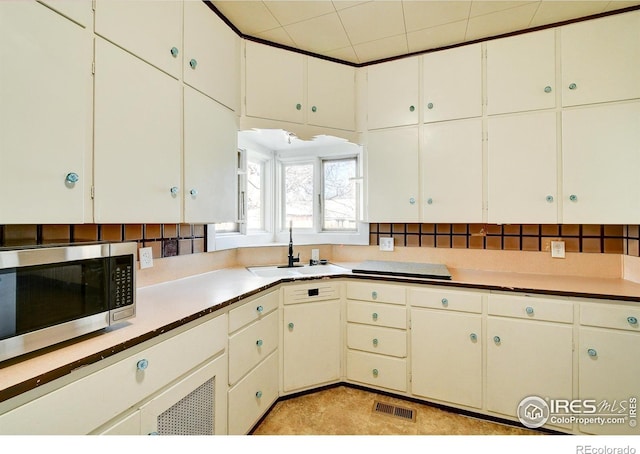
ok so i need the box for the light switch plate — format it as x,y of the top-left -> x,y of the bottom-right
380,237 -> 394,252
139,247 -> 154,269
551,240 -> 565,258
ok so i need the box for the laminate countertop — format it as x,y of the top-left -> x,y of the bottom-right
2,263 -> 640,405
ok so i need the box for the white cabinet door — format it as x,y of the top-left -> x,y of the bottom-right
422,118 -> 483,223
411,309 -> 482,409
487,29 -> 556,115
367,57 -> 419,129
184,87 -> 238,223
486,317 -> 573,422
561,11 -> 640,107
183,0 -> 240,112
38,0 -> 93,27
488,111 -> 558,224
245,41 -> 305,124
94,38 -> 181,223
283,300 -> 341,392
94,0 -> 182,79
0,1 -> 91,224
562,101 -> 640,224
307,57 -> 355,131
423,43 -> 482,122
139,354 -> 228,435
366,127 -> 420,222
578,327 -> 640,435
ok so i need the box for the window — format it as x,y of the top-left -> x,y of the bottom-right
279,156 -> 358,233
246,156 -> 266,231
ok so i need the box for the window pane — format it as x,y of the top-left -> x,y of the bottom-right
246,160 -> 263,230
323,158 -> 357,230
284,163 -> 314,228
215,222 -> 238,233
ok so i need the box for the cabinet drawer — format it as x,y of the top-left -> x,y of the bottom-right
347,300 -> 407,329
228,351 -> 279,435
347,323 -> 406,358
283,282 -> 341,304
408,287 -> 483,313
580,303 -> 640,332
0,314 -> 227,435
488,294 -> 573,323
229,290 -> 279,333
229,310 -> 279,385
346,282 -> 405,305
346,350 -> 407,392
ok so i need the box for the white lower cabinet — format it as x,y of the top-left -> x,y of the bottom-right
408,287 -> 483,409
282,282 -> 342,393
0,314 -> 227,435
486,294 -> 573,429
227,291 -> 280,434
577,302 -> 640,435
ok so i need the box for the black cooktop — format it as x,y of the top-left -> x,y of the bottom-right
351,260 -> 452,280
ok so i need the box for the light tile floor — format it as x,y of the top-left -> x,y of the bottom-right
252,385 -> 544,436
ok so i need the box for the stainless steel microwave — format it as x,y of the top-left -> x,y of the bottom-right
0,242 -> 136,363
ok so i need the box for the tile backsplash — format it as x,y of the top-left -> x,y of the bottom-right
0,224 -> 207,259
370,224 -> 640,257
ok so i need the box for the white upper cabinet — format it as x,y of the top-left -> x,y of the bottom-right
562,101 -> 640,224
245,41 -> 305,124
561,11 -> 640,107
367,57 -> 419,130
366,127 -> 420,222
487,29 -> 556,115
94,38 -> 182,223
183,0 -> 240,112
184,87 -> 238,223
487,111 -> 558,224
0,1 -> 92,224
422,118 -> 483,223
423,44 -> 482,123
307,57 -> 355,131
38,0 -> 93,27
94,0 -> 183,79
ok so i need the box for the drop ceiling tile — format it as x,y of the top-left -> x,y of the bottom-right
332,0 -> 369,11
403,1 -> 471,32
530,1 -> 611,27
603,1 -> 640,12
324,45 -> 360,64
264,1 -> 337,26
338,1 -> 406,45
255,27 -> 297,48
353,34 -> 409,63
469,1 -> 538,17
407,19 -> 468,53
211,1 -> 280,34
465,2 -> 540,41
285,12 -> 351,52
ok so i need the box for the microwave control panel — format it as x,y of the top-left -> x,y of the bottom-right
112,256 -> 134,308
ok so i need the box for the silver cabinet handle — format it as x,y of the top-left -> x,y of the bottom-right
441,298 -> 448,307
427,102 -> 434,109
189,58 -> 197,69
628,316 -> 638,325
587,348 -> 597,357
493,336 -> 501,344
544,86 -> 552,93
409,197 -> 416,205
546,195 -> 554,203
170,186 -> 179,196
427,198 -> 433,205
136,359 -> 149,371
170,47 -> 179,57
189,189 -> 198,196
65,172 -> 79,184
569,83 -> 577,90
469,333 -> 477,342
569,194 -> 578,202
526,306 -> 534,315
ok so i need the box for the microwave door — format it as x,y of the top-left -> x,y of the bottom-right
0,270 -> 17,340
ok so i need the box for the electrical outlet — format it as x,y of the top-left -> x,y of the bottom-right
551,240 -> 565,259
379,237 -> 394,252
311,249 -> 320,262
139,247 -> 154,269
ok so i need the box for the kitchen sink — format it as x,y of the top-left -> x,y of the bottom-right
247,263 -> 349,278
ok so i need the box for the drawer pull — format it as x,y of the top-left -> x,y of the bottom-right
372,291 -> 378,300
255,390 -> 263,399
628,316 -> 638,325
587,348 -> 598,357
256,339 -> 263,347
441,298 -> 448,307
525,306 -> 534,315
372,369 -> 379,377
372,312 -> 379,321
256,305 -> 264,313
288,322 -> 294,330
372,338 -> 379,346
469,333 -> 477,342
136,359 -> 149,371
493,336 -> 501,344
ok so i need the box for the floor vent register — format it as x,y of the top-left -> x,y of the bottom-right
372,401 -> 416,422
